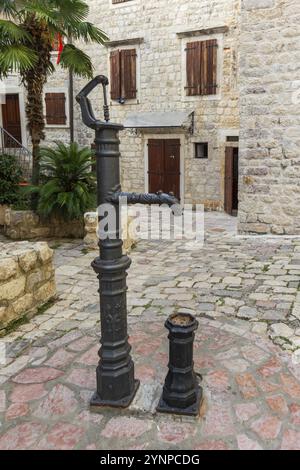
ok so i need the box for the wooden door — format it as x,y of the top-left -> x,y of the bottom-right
224,147 -> 239,216
1,94 -> 22,146
148,139 -> 180,200
164,139 -> 181,198
148,139 -> 165,196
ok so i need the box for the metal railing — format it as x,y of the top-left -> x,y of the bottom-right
0,127 -> 32,181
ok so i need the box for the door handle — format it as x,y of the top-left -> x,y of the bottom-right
169,155 -> 175,159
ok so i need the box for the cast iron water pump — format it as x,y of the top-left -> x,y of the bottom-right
76,76 -> 179,408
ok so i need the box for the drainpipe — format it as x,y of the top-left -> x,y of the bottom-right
68,36 -> 74,143
69,69 -> 74,143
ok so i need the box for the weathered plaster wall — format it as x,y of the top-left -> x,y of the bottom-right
238,0 -> 300,234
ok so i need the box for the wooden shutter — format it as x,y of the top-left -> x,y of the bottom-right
121,49 -> 137,100
45,93 -> 66,125
186,40 -> 218,96
110,50 -> 121,100
202,39 -> 218,95
186,41 -> 201,96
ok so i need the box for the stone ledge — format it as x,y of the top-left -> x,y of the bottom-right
176,26 -> 229,39
104,37 -> 144,48
2,207 -> 84,240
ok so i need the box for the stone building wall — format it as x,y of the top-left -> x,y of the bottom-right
45,0 -> 241,208
238,0 -> 300,234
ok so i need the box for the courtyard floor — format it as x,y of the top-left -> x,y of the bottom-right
0,212 -> 300,450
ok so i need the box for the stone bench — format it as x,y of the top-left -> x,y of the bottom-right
0,241 -> 56,335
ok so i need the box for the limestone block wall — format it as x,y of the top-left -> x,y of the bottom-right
238,0 -> 300,234
2,207 -> 84,240
45,0 -> 240,208
84,211 -> 137,253
0,242 -> 56,334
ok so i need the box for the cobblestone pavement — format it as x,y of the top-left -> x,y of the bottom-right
0,212 -> 300,450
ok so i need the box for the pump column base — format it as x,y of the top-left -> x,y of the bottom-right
157,383 -> 203,417
90,379 -> 140,409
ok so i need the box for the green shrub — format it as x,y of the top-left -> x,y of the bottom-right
0,154 -> 22,205
30,142 -> 96,220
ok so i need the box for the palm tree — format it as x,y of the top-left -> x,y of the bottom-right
0,0 -> 108,193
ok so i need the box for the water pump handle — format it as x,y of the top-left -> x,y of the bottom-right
76,75 -> 123,131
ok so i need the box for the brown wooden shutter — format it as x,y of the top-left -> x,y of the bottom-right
202,39 -> 218,95
121,49 -> 137,100
186,41 -> 201,96
186,40 -> 218,96
110,50 -> 121,100
45,93 -> 66,125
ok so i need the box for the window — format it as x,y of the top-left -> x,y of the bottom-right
112,0 -> 132,3
45,92 -> 67,126
226,136 -> 239,142
185,39 -> 218,96
110,49 -> 137,102
195,143 -> 208,159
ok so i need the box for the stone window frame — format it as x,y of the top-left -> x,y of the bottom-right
180,32 -> 224,103
110,0 -> 138,8
43,87 -> 70,129
107,44 -> 141,106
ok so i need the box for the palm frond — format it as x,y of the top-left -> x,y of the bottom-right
59,43 -> 93,78
0,19 -> 33,44
70,22 -> 109,44
0,44 -> 38,75
52,0 -> 89,24
21,0 -> 60,30
0,0 -> 19,17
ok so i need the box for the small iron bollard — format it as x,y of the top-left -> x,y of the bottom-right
157,313 -> 202,416
76,76 -> 180,409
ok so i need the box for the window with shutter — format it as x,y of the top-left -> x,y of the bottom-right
121,49 -> 137,100
110,50 -> 121,100
110,49 -> 137,101
185,39 -> 218,96
45,92 -> 67,125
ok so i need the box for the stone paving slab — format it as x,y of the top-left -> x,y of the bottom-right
0,317 -> 300,450
0,212 -> 300,450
